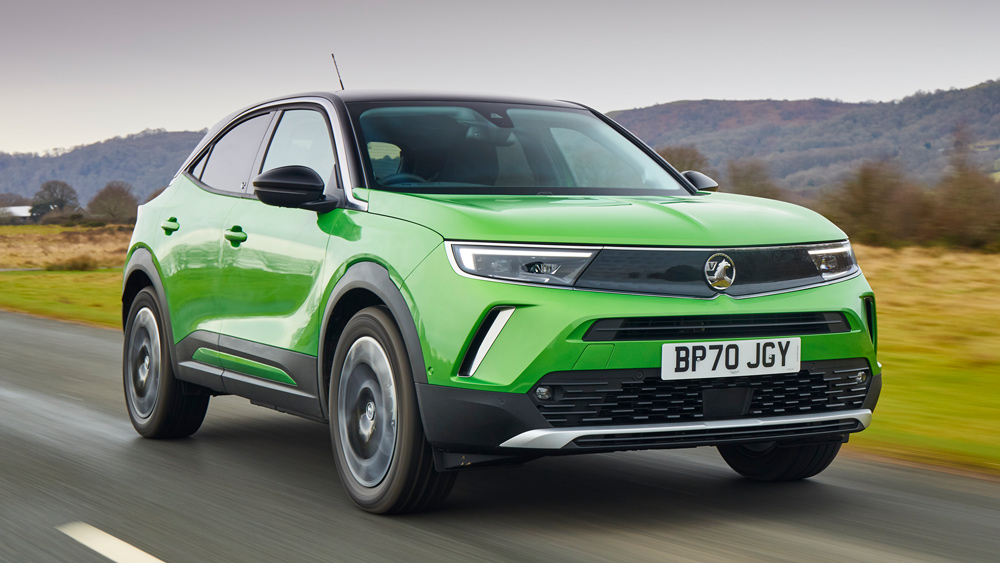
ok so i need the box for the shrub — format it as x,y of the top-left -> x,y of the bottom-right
45,255 -> 98,271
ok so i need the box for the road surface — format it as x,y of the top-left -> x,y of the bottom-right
1,311 -> 997,562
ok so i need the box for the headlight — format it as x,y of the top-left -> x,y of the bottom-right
449,243 -> 598,286
807,241 -> 858,280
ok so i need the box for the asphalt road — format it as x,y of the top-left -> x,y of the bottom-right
1,311 -> 998,563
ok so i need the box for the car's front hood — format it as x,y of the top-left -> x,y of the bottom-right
366,190 -> 846,247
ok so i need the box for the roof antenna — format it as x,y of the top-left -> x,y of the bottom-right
330,53 -> 345,91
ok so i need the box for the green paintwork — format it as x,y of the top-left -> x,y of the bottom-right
192,347 -> 297,386
400,242 -> 877,393
131,177 -> 877,395
128,125 -> 877,402
367,190 -> 847,246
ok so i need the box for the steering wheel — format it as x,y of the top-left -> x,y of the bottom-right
380,173 -> 426,186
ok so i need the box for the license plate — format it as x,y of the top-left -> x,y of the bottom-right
661,338 -> 801,380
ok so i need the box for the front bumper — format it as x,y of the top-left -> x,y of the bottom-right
416,370 -> 881,456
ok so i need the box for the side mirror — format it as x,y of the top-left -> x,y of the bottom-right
252,166 -> 341,212
682,170 -> 719,192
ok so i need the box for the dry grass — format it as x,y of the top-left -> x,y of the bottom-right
0,225 -> 996,472
847,245 -> 1000,472
0,224 -> 131,270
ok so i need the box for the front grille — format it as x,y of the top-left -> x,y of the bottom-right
583,312 -> 850,342
574,245 -> 828,298
572,419 -> 862,450
533,359 -> 872,428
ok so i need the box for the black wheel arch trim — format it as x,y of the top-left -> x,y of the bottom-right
122,246 -> 181,377
318,261 -> 427,419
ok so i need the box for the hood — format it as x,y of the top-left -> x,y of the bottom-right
366,190 -> 846,247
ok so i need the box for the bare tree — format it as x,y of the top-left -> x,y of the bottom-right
724,159 -> 785,200
88,181 -> 139,223
33,180 -> 79,212
930,125 -> 1000,248
0,193 -> 30,207
655,145 -> 716,177
821,160 -> 931,246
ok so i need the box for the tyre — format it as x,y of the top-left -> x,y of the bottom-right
717,441 -> 841,481
123,287 -> 209,438
330,306 -> 456,513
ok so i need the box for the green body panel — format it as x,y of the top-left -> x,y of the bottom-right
402,244 -> 877,393
141,177 -> 237,343
368,190 -> 847,246
192,347 -> 297,386
216,199 -> 333,355
131,174 -> 876,398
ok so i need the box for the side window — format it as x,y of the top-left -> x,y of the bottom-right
260,110 -> 336,187
189,151 -> 208,179
200,114 -> 271,193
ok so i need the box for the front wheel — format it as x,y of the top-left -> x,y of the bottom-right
123,288 -> 209,438
717,441 -> 841,481
329,306 -> 455,513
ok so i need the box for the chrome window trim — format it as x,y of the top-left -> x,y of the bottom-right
444,240 -> 862,300
499,409 -> 873,449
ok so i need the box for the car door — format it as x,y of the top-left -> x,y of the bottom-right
215,106 -> 340,415
157,111 -> 274,390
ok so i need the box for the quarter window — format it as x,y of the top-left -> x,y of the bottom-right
200,114 -> 271,193
260,110 -> 336,187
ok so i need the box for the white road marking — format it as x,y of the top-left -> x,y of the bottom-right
57,522 -> 165,563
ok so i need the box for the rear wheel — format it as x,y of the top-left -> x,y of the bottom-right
330,306 -> 456,513
718,441 -> 841,481
123,288 -> 209,438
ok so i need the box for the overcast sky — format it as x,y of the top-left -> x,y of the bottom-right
1,0 -> 998,154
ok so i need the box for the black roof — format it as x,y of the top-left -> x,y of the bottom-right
329,89 -> 584,109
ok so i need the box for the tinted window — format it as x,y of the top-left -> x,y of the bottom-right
346,102 -> 686,195
200,114 -> 271,193
260,110 -> 336,186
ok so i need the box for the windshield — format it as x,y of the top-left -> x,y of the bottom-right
346,102 -> 689,195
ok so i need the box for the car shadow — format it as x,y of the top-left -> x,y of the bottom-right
125,404 -> 854,530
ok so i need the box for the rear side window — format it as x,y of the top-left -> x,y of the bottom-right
260,110 -> 336,187
200,114 -> 271,193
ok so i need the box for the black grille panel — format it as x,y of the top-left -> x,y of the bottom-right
574,246 -> 829,298
533,359 -> 871,428
572,419 -> 863,450
584,312 -> 850,342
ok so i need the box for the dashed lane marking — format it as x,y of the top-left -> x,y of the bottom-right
57,522 -> 165,563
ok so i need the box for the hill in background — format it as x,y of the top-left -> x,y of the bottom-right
2,80 -> 999,205
610,79 -> 1000,191
0,129 -> 204,204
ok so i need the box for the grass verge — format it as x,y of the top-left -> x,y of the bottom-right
846,246 -> 1000,473
0,246 -> 997,475
0,269 -> 121,328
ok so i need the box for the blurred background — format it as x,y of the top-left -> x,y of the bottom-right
1,0 -> 998,561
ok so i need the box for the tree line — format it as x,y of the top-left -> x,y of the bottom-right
658,129 -> 1000,251
0,180 -> 162,225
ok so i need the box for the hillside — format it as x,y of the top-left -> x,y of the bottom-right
0,129 -> 204,204
2,81 -> 999,204
611,79 -> 1000,191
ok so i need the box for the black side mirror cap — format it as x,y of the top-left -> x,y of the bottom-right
252,165 -> 340,211
682,170 -> 719,192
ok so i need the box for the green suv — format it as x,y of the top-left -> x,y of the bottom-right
122,91 -> 880,513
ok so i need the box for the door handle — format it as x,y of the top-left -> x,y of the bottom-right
224,226 -> 248,247
160,217 -> 179,235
